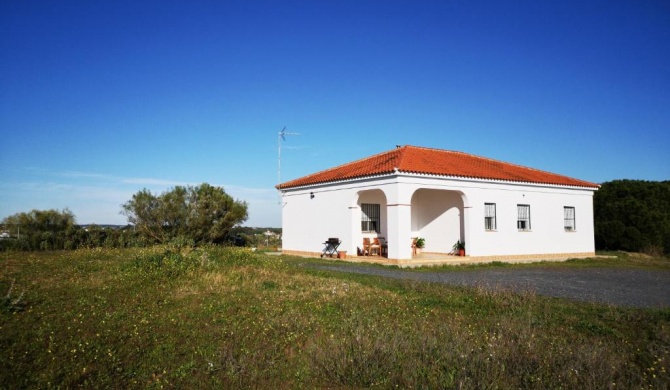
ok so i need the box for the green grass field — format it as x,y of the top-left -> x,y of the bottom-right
1,247 -> 668,389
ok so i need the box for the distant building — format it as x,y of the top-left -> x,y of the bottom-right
276,145 -> 599,265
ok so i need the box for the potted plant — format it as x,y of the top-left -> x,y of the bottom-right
453,240 -> 465,256
414,237 -> 425,254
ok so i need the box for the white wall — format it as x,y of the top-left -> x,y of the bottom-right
281,186 -> 352,255
462,183 -> 595,256
280,181 -> 388,255
280,173 -> 596,259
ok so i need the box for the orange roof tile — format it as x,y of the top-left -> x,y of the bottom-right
277,145 -> 599,190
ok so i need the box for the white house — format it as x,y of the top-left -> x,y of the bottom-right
276,145 -> 599,265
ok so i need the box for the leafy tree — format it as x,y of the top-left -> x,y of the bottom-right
594,180 -> 670,254
121,189 -> 166,242
121,183 -> 248,244
1,209 -> 77,250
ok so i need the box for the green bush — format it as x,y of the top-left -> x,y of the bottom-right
128,249 -> 200,279
594,180 -> 670,254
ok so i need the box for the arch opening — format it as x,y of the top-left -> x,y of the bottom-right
410,188 -> 467,254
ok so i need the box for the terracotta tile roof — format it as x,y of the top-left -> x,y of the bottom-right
277,145 -> 599,190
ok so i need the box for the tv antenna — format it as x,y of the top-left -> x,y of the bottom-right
277,126 -> 299,202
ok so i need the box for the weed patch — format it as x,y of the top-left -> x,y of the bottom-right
1,280 -> 26,313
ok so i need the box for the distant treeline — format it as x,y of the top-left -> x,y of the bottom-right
0,183 -> 269,251
0,217 -> 281,252
594,180 -> 670,255
0,222 -> 147,251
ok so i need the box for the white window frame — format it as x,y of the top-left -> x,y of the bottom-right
517,204 -> 531,231
564,206 -> 576,231
361,203 -> 380,233
484,203 -> 496,231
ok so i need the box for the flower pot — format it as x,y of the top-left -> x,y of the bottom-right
458,248 -> 465,256
337,251 -> 347,259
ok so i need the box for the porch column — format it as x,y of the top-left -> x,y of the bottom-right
463,205 -> 471,256
347,204 -> 360,255
386,203 -> 412,260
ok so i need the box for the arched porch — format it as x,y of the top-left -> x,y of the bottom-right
410,188 -> 467,255
352,189 -> 388,256
350,186 -> 469,261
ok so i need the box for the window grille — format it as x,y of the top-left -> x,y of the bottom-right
564,206 -> 576,231
517,204 -> 531,230
485,203 -> 496,230
361,203 -> 380,233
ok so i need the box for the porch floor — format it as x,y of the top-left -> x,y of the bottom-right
341,252 -> 470,267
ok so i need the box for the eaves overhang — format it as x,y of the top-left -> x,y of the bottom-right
277,170 -> 600,192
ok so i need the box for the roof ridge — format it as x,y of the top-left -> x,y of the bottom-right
394,145 -> 409,168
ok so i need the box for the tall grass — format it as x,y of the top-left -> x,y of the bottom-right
1,247 -> 668,388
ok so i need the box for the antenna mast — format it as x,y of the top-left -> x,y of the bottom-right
277,126 -> 299,201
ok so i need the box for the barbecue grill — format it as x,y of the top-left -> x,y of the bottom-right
321,238 -> 341,258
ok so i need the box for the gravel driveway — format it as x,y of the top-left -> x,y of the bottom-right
303,263 -> 670,309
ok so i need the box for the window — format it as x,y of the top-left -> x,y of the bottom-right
361,203 -> 380,233
484,203 -> 496,230
564,207 -> 576,231
517,204 -> 531,230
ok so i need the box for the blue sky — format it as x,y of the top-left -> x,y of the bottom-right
1,0 -> 668,227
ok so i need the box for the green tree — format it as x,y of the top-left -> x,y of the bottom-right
121,189 -> 166,242
121,183 -> 248,244
1,209 -> 77,250
594,180 -> 670,254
